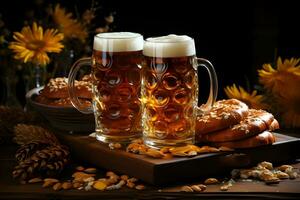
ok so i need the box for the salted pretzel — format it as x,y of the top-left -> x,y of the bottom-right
196,99 -> 249,136
197,109 -> 278,143
212,131 -> 275,149
40,77 -> 92,99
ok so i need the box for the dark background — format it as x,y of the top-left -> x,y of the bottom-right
1,0 -> 300,105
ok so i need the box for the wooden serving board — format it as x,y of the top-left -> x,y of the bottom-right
56,132 -> 300,185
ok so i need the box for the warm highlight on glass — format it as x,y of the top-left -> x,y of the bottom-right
68,32 -> 143,143
142,35 -> 218,148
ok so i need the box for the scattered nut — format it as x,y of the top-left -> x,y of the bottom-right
258,161 -> 273,170
288,171 -> 298,179
73,182 -> 83,189
145,148 -> 165,158
240,169 -> 261,179
135,184 -> 145,190
72,172 -> 95,182
127,142 -> 230,158
106,171 -> 117,177
220,185 -> 230,191
28,178 -> 42,183
84,168 -> 97,174
204,178 -> 219,185
259,170 -> 274,181
126,181 -> 135,188
274,171 -> 289,179
44,178 -> 59,183
93,181 -> 107,191
114,143 -> 122,149
181,185 -> 193,192
106,172 -> 119,185
277,165 -> 293,172
264,177 -> 280,184
76,166 -> 85,171
42,178 -> 59,188
128,177 -> 138,183
160,147 -> 171,154
62,182 -> 72,190
53,182 -> 62,191
190,185 -> 202,192
78,186 -> 83,190
83,177 -> 95,182
85,182 -> 93,191
197,184 -> 207,191
197,146 -> 220,153
188,150 -> 198,156
120,175 -> 129,181
220,179 -> 234,191
109,143 -> 122,150
106,180 -> 126,190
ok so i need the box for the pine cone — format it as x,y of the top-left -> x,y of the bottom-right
15,142 -> 49,162
13,144 -> 70,182
13,124 -> 59,145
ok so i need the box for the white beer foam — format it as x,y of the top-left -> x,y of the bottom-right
94,32 -> 143,52
143,34 -> 196,57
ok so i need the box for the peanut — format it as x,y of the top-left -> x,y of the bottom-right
181,185 -> 193,192
204,178 -> 219,185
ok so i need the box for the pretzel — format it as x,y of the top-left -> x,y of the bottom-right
40,77 -> 92,99
196,99 -> 248,136
197,109 -> 276,143
212,131 -> 275,149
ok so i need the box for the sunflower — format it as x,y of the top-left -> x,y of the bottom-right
9,22 -> 64,65
52,4 -> 88,42
258,57 -> 300,128
224,84 -> 269,110
258,57 -> 300,98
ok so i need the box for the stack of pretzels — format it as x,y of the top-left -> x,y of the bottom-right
196,99 -> 279,149
35,76 -> 92,107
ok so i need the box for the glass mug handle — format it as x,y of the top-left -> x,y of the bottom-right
195,58 -> 218,114
68,57 -> 93,114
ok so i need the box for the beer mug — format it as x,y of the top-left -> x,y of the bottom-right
142,34 -> 218,147
68,32 -> 144,143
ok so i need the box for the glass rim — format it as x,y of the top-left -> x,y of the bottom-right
145,37 -> 194,44
94,32 -> 143,40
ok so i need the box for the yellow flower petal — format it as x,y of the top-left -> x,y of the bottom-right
52,4 -> 87,42
258,57 -> 300,128
9,22 -> 64,65
224,84 -> 269,110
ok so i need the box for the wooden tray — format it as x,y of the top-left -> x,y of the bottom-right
57,132 -> 300,185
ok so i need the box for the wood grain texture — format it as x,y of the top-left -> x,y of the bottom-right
1,135 -> 300,199
56,132 -> 300,185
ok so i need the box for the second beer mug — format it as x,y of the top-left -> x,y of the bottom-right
68,32 -> 143,143
142,34 -> 218,147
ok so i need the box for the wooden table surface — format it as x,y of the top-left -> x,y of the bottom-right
1,141 -> 300,199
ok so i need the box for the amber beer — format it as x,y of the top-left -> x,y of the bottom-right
142,35 -> 218,147
92,50 -> 142,140
68,32 -> 143,143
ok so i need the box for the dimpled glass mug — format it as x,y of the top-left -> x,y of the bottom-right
141,34 -> 218,148
68,32 -> 143,143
